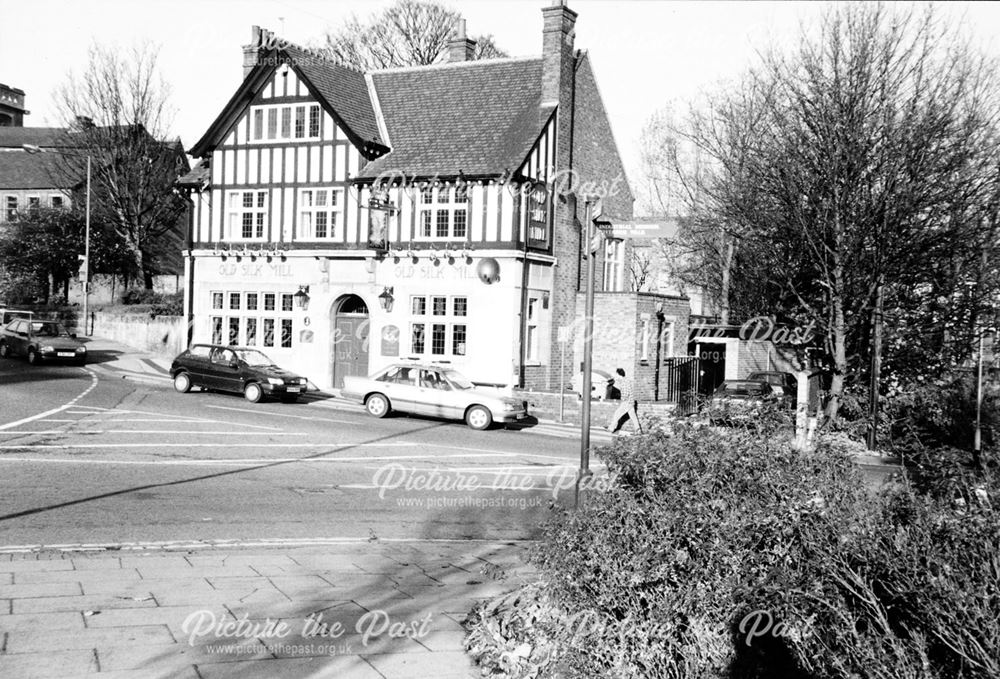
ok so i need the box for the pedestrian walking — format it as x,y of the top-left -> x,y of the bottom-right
606,367 -> 643,434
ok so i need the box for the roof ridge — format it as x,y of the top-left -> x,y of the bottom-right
369,55 -> 541,76
255,26 -> 366,75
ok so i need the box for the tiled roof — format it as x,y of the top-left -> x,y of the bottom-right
358,58 -> 545,180
177,158 -> 210,187
0,127 -> 73,149
285,45 -> 383,148
0,151 -> 81,190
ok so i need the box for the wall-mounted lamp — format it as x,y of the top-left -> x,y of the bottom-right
378,286 -> 395,312
293,285 -> 311,310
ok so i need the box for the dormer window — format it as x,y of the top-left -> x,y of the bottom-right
251,104 -> 321,142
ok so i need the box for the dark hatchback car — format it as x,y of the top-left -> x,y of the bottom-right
0,319 -> 87,365
707,379 -> 777,425
747,371 -> 798,406
170,344 -> 309,403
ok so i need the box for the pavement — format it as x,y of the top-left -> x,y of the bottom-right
0,539 -> 537,679
0,336 -> 604,678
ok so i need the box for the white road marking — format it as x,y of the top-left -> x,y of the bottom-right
0,368 -> 99,432
65,405 -> 283,431
0,453 -> 523,465
204,404 -> 358,423
0,442 -> 420,449
0,536 -> 531,554
0,430 -> 307,436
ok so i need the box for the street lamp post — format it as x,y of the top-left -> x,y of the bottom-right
576,198 -> 597,509
22,144 -> 92,336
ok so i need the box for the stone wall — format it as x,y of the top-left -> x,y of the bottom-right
91,311 -> 187,357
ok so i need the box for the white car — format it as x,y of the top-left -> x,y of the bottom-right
341,363 -> 528,430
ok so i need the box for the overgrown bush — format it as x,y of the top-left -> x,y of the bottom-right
466,425 -> 1000,678
121,288 -> 163,305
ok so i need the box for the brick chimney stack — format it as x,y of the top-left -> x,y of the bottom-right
541,0 -> 577,110
243,26 -> 264,79
447,18 -> 477,62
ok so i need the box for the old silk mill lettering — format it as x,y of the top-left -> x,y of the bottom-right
218,262 -> 294,278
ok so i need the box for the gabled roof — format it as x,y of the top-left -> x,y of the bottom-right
189,48 -> 386,158
177,158 -> 210,188
357,57 -> 546,180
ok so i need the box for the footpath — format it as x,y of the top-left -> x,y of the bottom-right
0,539 -> 535,678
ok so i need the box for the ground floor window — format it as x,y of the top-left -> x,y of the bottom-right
408,294 -> 469,358
208,291 -> 293,349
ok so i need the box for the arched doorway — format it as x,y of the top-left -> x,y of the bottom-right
331,294 -> 370,389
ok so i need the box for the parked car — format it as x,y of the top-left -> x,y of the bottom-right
707,379 -> 776,425
747,371 -> 798,406
170,344 -> 308,403
0,309 -> 34,326
571,369 -> 617,401
342,362 -> 528,430
0,319 -> 87,365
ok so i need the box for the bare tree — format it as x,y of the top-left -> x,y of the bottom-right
53,42 -> 187,289
655,4 -> 1000,422
320,0 -> 508,70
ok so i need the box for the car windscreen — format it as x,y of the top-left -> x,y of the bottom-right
235,349 -> 274,366
443,370 -> 474,390
31,322 -> 68,337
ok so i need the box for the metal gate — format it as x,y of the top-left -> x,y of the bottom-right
662,357 -> 701,416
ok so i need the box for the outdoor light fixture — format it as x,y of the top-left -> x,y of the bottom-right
378,286 -> 395,312
293,285 -> 311,310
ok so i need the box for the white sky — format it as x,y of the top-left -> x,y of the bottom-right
2,0 -> 999,190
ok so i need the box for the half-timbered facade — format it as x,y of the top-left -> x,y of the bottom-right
181,1 -> 641,392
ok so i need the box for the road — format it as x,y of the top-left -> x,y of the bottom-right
0,352 -> 601,549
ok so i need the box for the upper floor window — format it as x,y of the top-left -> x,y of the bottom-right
27,196 -> 40,213
417,185 -> 468,240
251,104 -> 321,142
603,238 -> 625,292
227,190 -> 268,240
4,196 -> 17,221
298,188 -> 343,240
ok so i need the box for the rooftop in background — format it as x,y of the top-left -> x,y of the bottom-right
0,127 -> 75,149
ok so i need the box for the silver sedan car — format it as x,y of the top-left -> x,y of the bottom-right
341,363 -> 528,430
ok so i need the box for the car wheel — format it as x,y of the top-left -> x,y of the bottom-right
244,382 -> 264,403
173,372 -> 192,394
0,343 -> 9,359
365,393 -> 390,418
466,405 -> 493,431
27,348 -> 39,365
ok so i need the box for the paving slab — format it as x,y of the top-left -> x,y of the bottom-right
0,540 -> 535,678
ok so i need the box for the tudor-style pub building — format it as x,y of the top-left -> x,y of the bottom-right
180,1 -> 648,393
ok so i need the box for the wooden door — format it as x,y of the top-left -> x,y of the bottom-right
333,315 -> 370,389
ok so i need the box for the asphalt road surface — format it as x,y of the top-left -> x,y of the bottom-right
0,355 -> 597,549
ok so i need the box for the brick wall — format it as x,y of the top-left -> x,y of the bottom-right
569,291 -> 690,401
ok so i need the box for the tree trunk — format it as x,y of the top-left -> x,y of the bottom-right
719,237 -> 735,324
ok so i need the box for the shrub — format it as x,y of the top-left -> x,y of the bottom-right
121,287 -> 163,305
149,291 -> 183,317
466,426 -> 1000,678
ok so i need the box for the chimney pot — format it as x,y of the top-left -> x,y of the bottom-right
447,16 -> 477,62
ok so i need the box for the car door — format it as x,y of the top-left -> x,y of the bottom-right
208,347 -> 243,393
420,369 -> 464,419
182,345 -> 213,387
387,366 -> 423,415
11,321 -> 29,356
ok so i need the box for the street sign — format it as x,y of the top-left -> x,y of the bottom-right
604,220 -> 678,240
557,325 -> 571,343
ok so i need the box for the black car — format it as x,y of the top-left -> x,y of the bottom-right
707,379 -> 776,425
170,344 -> 308,403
